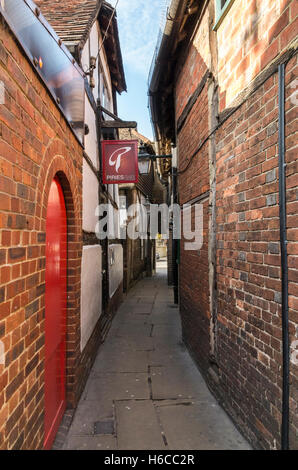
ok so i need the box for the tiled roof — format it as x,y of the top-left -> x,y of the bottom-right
34,0 -> 126,92
34,0 -> 102,47
119,129 -> 153,147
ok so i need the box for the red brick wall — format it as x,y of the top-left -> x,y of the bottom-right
177,74 -> 210,205
180,199 -> 211,372
216,0 -> 298,111
215,55 -> 297,449
177,48 -> 212,371
0,21 -> 83,449
175,0 -> 298,450
176,45 -> 209,121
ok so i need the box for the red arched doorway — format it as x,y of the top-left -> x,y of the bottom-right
44,177 -> 67,450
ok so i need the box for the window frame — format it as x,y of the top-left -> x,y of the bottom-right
213,0 -> 236,31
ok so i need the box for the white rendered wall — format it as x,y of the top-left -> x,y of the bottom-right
80,245 -> 102,351
98,27 -> 113,109
81,22 -> 113,112
84,96 -> 99,169
83,160 -> 99,233
89,22 -> 99,102
109,244 -> 123,298
81,38 -> 90,76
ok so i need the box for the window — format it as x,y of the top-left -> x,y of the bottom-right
98,66 -> 111,112
213,0 -> 235,30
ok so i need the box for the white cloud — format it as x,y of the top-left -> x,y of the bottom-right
109,0 -> 170,77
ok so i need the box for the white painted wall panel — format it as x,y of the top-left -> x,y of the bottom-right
109,244 -> 123,298
80,245 -> 102,352
81,40 -> 90,75
89,22 -> 99,102
83,159 -> 99,233
84,96 -> 99,169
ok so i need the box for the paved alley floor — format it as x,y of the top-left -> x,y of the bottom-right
63,261 -> 251,450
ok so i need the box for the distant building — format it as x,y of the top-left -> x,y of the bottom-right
119,129 -> 160,291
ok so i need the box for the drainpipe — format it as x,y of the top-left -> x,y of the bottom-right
172,148 -> 179,304
278,63 -> 289,451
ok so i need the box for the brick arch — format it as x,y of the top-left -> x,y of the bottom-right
35,139 -> 82,409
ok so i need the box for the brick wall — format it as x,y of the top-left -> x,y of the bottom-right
180,199 -> 211,373
216,0 -> 298,111
215,54 -> 297,449
0,20 -> 84,449
175,0 -> 298,450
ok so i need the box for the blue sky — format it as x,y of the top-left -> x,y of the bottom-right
109,0 -> 169,140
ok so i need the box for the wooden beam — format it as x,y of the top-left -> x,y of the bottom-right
101,120 -> 137,129
100,105 -> 122,121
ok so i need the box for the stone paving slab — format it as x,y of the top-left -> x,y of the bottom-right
151,308 -> 179,318
115,400 -> 166,450
112,314 -> 150,326
156,401 -> 251,450
103,336 -> 154,351
151,323 -> 182,339
114,322 -> 152,338
150,365 -> 214,401
133,295 -> 158,302
62,267 -> 251,451
83,373 -> 150,401
64,435 -> 117,450
148,349 -> 196,368
91,349 -> 149,375
68,399 -> 115,436
132,304 -> 154,315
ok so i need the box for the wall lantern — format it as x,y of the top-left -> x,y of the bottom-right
138,142 -> 172,175
138,143 -> 152,175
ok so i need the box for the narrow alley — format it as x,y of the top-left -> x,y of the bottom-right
56,261 -> 250,451
0,0 -> 297,453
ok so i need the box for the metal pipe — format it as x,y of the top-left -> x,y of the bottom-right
172,166 -> 179,304
278,62 -> 289,451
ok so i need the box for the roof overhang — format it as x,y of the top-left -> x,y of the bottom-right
99,2 -> 127,94
35,0 -> 126,94
148,0 -> 202,146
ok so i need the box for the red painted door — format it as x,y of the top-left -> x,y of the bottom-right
44,178 -> 67,450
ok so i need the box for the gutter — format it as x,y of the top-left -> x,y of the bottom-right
149,0 -> 181,94
148,0 -> 188,142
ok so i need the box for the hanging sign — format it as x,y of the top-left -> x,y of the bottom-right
102,140 -> 139,184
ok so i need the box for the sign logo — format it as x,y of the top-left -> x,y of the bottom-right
102,140 -> 139,184
109,146 -> 132,173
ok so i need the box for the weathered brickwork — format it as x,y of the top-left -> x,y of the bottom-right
0,20 -> 86,449
215,55 -> 297,450
177,80 -> 210,205
180,199 -> 211,373
217,0 -> 298,111
175,0 -> 297,450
